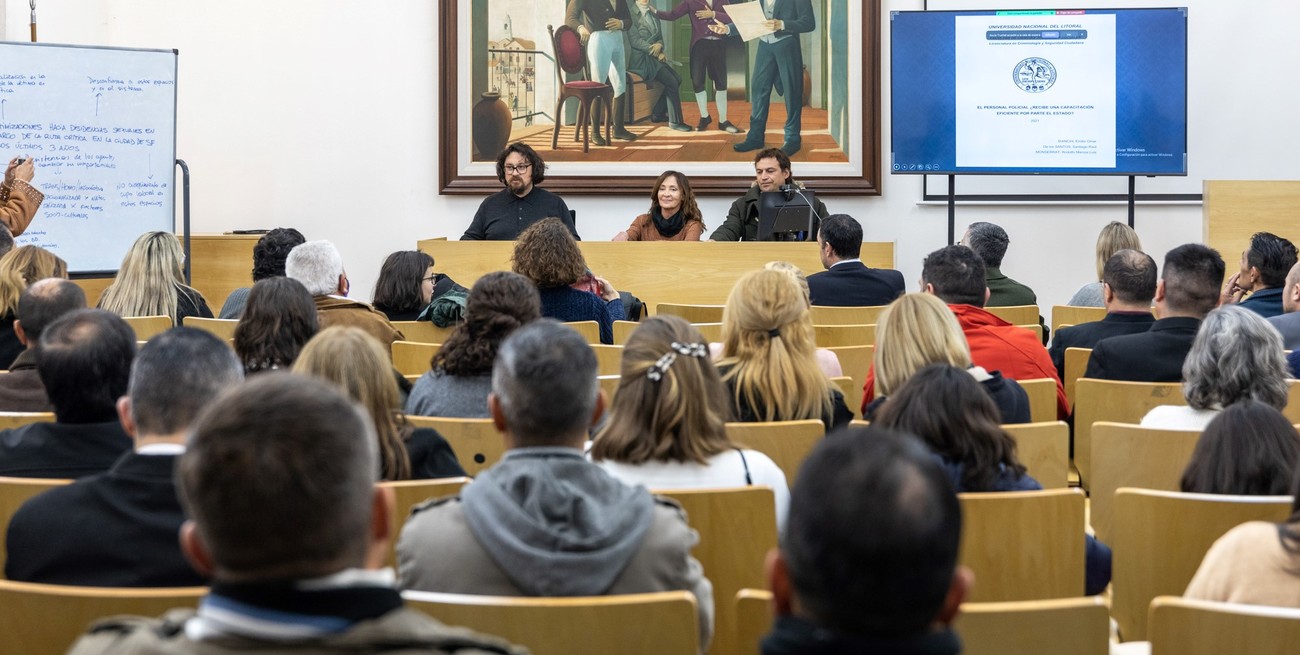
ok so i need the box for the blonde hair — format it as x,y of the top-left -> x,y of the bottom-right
0,246 -> 68,316
1095,222 -> 1142,280
718,269 -> 832,422
292,326 -> 412,480
98,231 -> 199,323
591,316 -> 735,465
874,293 -> 973,396
763,260 -> 811,306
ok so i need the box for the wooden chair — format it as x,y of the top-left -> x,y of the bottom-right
1050,305 -> 1107,335
1110,488 -> 1292,641
656,303 -> 724,323
391,320 -> 458,345
613,320 -> 639,345
547,24 -> 612,153
0,411 -> 55,430
986,304 -> 1039,326
391,340 -> 439,377
958,489 -> 1086,602
809,305 -> 886,325
563,320 -> 600,344
380,477 -> 470,568
824,344 -> 873,415
724,420 -> 823,487
406,417 -> 503,477
121,315 -> 172,341
591,344 -> 623,376
181,316 -> 238,340
735,589 -> 773,655
1018,378 -> 1058,423
0,476 -> 72,576
1148,596 -> 1300,655
654,487 -> 777,655
1062,347 -> 1091,408
0,579 -> 205,655
692,322 -> 723,343
598,374 -> 621,403
1016,323 -> 1044,342
812,323 -> 875,348
1074,379 -> 1185,490
404,590 -> 698,655
1002,421 -> 1070,489
955,596 -> 1110,655
1089,422 -> 1200,543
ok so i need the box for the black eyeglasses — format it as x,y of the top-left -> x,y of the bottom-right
503,163 -> 532,174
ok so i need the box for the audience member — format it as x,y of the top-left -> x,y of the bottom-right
761,427 -> 968,655
373,250 -> 436,321
1220,231 -> 1298,318
0,156 -> 43,236
285,240 -> 404,348
711,148 -> 828,241
512,217 -> 625,344
0,245 -> 68,368
0,279 -> 86,411
963,221 -> 1049,342
5,328 -> 242,586
1141,305 -> 1288,431
218,227 -> 306,319
876,364 -> 1111,595
1049,249 -> 1157,379
614,171 -> 706,241
759,261 -> 842,377
0,309 -> 134,478
806,214 -> 905,307
99,231 -> 214,324
1267,261 -> 1300,350
462,142 -> 576,241
591,316 -> 790,530
397,320 -> 714,648
717,269 -> 852,431
865,293 -> 1029,424
233,277 -> 318,375
67,373 -> 525,654
1067,221 -> 1142,307
1180,401 -> 1300,496
407,271 -> 541,419
1084,243 -> 1224,382
294,326 -> 464,481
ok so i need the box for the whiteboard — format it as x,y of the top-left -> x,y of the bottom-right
0,41 -> 176,272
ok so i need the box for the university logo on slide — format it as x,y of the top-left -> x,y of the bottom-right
1013,57 -> 1057,93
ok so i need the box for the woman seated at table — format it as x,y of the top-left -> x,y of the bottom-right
513,217 -> 625,344
612,170 -> 705,242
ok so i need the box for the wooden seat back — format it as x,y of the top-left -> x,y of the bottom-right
1089,422 -> 1200,542
0,579 -> 204,655
812,323 -> 875,348
724,420 -> 823,487
734,589 -> 773,655
1148,596 -> 1300,655
1074,379 -> 1185,489
563,320 -> 600,344
956,596 -> 1110,655
986,304 -> 1039,326
809,305 -> 886,325
391,340 -> 440,376
180,316 -> 238,340
824,344 -> 873,416
591,344 -> 623,376
391,320 -> 458,344
1002,421 -> 1070,489
405,416 -> 503,477
1018,378 -> 1058,423
958,489 -> 1086,602
0,476 -> 72,576
380,477 -> 471,568
1050,305 -> 1107,335
613,320 -> 639,344
121,315 -> 172,341
1062,347 -> 1091,408
0,412 -> 55,430
656,303 -> 724,324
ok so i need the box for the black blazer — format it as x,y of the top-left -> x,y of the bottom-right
1082,316 -> 1201,382
806,261 -> 905,307
0,420 -> 132,479
1049,311 -> 1156,380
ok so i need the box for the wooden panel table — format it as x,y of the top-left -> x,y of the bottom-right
418,240 -> 896,310
189,234 -> 260,312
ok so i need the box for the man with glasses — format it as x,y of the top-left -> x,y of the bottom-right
462,142 -> 579,241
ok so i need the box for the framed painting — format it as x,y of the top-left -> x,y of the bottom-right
439,0 -> 881,196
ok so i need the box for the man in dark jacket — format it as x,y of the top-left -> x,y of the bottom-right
807,214 -> 904,307
710,148 -> 827,241
1049,249 -> 1157,379
0,278 -> 85,412
628,0 -> 692,131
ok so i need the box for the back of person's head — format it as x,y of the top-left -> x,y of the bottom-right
1103,249 -> 1157,305
1182,305 -> 1288,411
720,269 -> 831,422
780,427 -> 964,637
922,245 -> 987,307
285,240 -> 345,296
491,319 -> 598,447
763,260 -> 811,306
179,373 -> 379,580
0,245 -> 68,317
434,271 -> 541,377
1161,243 -> 1225,317
0,224 -> 14,259
251,228 -> 306,281
372,250 -> 435,314
38,309 -> 136,423
1095,222 -> 1142,280
234,277 -> 319,374
293,326 -> 410,480
98,231 -> 190,321
511,217 -> 586,288
818,214 -> 863,260
964,222 -> 1009,269
1180,400 -> 1300,496
591,316 -> 734,465
875,364 -> 1026,491
17,278 -> 87,345
127,328 -> 243,437
875,293 -> 972,397
1247,231 -> 1299,289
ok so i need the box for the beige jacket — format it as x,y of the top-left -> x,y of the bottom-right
0,178 -> 42,236
314,295 -> 405,348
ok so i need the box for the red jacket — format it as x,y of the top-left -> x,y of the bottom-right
862,304 -> 1069,418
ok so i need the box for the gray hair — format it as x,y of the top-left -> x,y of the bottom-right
965,222 -> 1009,269
492,319 -> 599,445
285,240 -> 344,296
130,327 -> 244,436
1183,305 -> 1289,410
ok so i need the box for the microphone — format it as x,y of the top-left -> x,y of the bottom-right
780,183 -> 795,201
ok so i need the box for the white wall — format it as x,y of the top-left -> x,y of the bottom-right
4,1 -> 1282,306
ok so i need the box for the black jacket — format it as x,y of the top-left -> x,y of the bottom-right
807,261 -> 905,307
1049,311 -> 1156,380
1083,316 -> 1200,382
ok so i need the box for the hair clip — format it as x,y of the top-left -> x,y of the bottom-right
669,341 -> 708,358
647,342 -> 708,382
767,328 -> 781,339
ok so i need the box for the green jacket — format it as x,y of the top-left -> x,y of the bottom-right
985,267 -> 1049,344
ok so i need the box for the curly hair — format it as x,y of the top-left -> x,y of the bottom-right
495,142 -> 546,185
433,271 -> 541,376
251,228 -> 306,281
512,217 -> 588,288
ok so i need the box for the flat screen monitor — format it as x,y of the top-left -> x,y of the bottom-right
758,190 -> 819,242
890,7 -> 1188,176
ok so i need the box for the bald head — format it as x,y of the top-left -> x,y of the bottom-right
1283,262 -> 1300,314
17,278 -> 87,348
